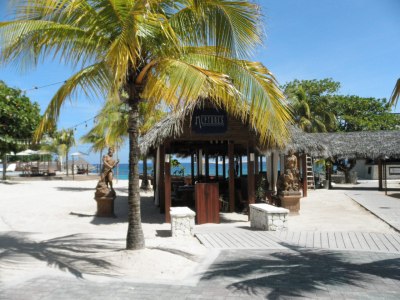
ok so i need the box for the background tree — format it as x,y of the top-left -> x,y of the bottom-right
284,78 -> 338,132
0,81 -> 41,180
331,95 -> 400,132
1,1 -> 291,250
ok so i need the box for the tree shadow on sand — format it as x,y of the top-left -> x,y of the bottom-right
0,232 -> 124,278
201,244 -> 400,299
90,195 -> 164,225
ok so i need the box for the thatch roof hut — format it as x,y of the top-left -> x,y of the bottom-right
312,130 -> 400,159
140,109 -> 328,157
273,126 -> 329,158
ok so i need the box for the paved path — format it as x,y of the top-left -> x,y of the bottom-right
1,249 -> 400,299
196,228 -> 400,253
344,189 -> 400,232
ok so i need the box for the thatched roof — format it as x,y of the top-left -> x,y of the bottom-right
139,107 -> 329,157
312,130 -> 400,159
273,126 -> 329,158
139,110 -> 186,155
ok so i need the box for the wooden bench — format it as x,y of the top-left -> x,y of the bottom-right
170,207 -> 196,237
249,203 -> 289,231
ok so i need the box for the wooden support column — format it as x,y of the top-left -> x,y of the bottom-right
164,152 -> 171,223
378,159 -> 383,191
239,156 -> 243,176
222,155 -> 226,179
270,152 -> 275,192
259,155 -> 263,173
191,153 -> 195,184
327,160 -> 332,189
255,153 -> 259,175
228,142 -> 235,212
247,146 -> 255,205
302,154 -> 308,197
159,145 -> 165,213
215,156 -> 219,177
205,152 -> 209,181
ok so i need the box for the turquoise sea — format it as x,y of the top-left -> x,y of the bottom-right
94,162 -> 269,180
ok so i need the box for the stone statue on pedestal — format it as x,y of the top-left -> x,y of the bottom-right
94,147 -> 119,216
278,150 -> 302,214
278,150 -> 300,192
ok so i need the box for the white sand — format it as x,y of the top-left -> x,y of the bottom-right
0,179 -> 395,287
0,179 -> 208,286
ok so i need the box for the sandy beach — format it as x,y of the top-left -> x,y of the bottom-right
0,179 -> 396,287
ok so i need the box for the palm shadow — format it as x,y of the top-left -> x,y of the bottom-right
90,195 -> 164,225
0,232 -> 124,279
56,187 -> 94,192
201,244 -> 400,299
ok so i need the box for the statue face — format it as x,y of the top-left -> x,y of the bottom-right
108,148 -> 114,156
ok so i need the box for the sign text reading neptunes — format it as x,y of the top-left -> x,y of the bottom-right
192,108 -> 228,134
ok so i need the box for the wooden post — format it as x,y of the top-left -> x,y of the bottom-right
302,154 -> 308,197
222,155 -> 226,179
159,145 -> 165,213
255,153 -> 259,175
228,142 -> 235,212
259,155 -> 263,173
191,153 -> 195,185
205,152 -> 209,181
247,147 -> 255,205
378,159 -> 383,191
270,152 -> 275,192
215,156 -> 219,178
239,156 -> 243,176
165,152 -> 171,223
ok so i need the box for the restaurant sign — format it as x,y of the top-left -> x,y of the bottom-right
192,108 -> 228,134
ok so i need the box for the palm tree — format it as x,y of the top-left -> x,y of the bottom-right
55,129 -> 75,176
389,78 -> 400,108
1,1 -> 291,250
286,86 -> 336,132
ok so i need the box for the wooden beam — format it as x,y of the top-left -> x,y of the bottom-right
215,156 -> 219,177
378,159 -> 383,191
259,155 -> 263,173
222,155 -> 226,179
159,145 -> 165,213
165,152 -> 171,223
191,153 -> 195,185
247,146 -> 255,205
302,154 -> 308,197
228,142 -> 235,212
205,152 -> 209,180
239,156 -> 243,176
255,153 -> 259,174
270,152 -> 275,192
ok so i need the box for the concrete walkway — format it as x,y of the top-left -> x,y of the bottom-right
344,189 -> 400,232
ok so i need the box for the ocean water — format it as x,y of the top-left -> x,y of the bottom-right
94,162 -> 269,180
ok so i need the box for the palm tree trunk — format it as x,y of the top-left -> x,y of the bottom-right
126,88 -> 145,250
140,155 -> 150,190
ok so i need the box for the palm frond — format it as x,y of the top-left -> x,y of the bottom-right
389,78 -> 400,107
34,62 -> 111,140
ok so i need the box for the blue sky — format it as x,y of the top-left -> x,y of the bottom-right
1,0 -> 399,164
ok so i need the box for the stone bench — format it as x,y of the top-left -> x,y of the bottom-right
249,204 -> 289,231
170,207 -> 196,237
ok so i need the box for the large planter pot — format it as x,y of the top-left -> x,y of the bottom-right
279,191 -> 301,215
